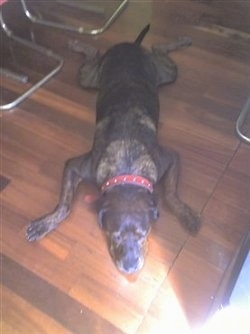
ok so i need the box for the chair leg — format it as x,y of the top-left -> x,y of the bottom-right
0,9 -> 63,112
236,97 -> 250,144
20,0 -> 128,35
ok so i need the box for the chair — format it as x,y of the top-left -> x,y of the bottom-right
0,2 -> 63,112
20,0 -> 128,35
236,97 -> 250,144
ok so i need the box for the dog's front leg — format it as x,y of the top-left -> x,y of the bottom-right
26,153 -> 92,241
159,148 -> 201,234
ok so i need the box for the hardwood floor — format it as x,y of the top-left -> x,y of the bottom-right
1,1 -> 250,333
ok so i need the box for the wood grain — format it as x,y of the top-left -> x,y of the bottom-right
1,0 -> 250,332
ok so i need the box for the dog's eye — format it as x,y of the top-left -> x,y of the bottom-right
136,226 -> 151,239
135,230 -> 145,239
149,206 -> 159,221
98,208 -> 108,229
112,233 -> 122,244
138,237 -> 146,246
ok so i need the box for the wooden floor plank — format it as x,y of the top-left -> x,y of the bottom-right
1,0 -> 250,332
2,254 -> 122,334
2,286 -> 71,334
137,280 -> 190,334
166,142 -> 250,326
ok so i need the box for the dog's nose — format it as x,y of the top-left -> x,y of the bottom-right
121,257 -> 143,274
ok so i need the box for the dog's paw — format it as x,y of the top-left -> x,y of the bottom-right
26,219 -> 52,242
68,40 -> 98,58
177,36 -> 192,47
180,206 -> 201,235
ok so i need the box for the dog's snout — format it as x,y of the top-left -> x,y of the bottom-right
110,234 -> 145,274
122,256 -> 142,274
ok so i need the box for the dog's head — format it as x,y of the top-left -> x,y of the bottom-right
96,185 -> 159,274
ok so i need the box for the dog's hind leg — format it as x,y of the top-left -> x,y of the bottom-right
68,40 -> 100,89
150,37 -> 192,86
159,148 -> 201,234
152,36 -> 192,55
78,53 -> 100,89
26,153 -> 92,241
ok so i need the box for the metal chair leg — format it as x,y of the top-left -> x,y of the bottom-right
0,9 -> 64,112
20,0 -> 128,35
236,97 -> 250,144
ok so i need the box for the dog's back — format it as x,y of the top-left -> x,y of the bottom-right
98,23 -> 152,89
96,26 -> 159,125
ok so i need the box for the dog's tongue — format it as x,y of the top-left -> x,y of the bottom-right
124,273 -> 139,282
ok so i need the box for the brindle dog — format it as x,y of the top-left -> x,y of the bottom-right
26,25 -> 200,274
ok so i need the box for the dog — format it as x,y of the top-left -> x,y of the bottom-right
26,25 -> 200,274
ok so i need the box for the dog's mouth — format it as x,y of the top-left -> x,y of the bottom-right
109,236 -> 148,275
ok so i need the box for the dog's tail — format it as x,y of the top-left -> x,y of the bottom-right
135,24 -> 150,45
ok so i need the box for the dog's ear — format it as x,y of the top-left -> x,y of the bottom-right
95,194 -> 109,230
148,194 -> 159,222
98,208 -> 108,230
149,206 -> 159,222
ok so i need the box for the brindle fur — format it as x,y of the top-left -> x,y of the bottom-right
26,25 -> 200,274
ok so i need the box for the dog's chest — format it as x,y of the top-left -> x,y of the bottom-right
96,139 -> 158,184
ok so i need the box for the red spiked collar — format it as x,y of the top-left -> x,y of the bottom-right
101,174 -> 153,193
